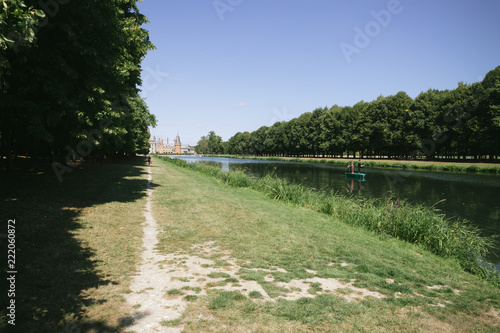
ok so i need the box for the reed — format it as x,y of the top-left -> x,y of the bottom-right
159,156 -> 499,282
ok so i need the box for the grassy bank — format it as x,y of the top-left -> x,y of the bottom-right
1,158 -> 148,332
4,156 -> 499,331
205,154 -> 500,174
152,156 -> 500,332
163,157 -> 498,281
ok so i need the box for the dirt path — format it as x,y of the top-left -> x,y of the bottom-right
124,166 -> 185,333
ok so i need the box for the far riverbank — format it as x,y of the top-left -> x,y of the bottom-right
203,155 -> 500,174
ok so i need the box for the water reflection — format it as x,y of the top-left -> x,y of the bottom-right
346,179 -> 365,195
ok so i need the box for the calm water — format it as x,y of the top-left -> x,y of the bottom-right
170,156 -> 500,264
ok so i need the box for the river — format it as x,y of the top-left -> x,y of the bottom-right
169,156 -> 500,266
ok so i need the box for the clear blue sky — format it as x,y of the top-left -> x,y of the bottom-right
137,0 -> 500,145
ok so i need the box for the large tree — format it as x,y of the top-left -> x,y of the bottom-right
0,0 -> 156,170
197,131 -> 224,154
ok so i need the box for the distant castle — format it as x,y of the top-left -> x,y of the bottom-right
148,131 -> 195,155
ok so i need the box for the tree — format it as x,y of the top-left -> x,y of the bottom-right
383,91 -> 414,158
207,131 -> 223,154
122,96 -> 157,155
263,122 -> 280,156
288,112 -> 312,156
226,131 -> 251,155
248,126 -> 268,156
307,107 -> 328,157
0,0 -> 45,91
318,106 -> 342,157
196,135 -> 210,154
0,1 -> 156,170
409,89 -> 445,159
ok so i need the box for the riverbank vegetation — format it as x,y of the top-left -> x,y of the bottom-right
0,1 -> 156,171
161,156 -> 499,283
153,156 -> 500,331
197,66 -> 500,162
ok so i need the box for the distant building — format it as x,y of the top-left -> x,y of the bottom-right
148,131 -> 195,154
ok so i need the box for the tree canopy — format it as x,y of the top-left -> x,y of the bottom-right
0,0 -> 156,172
196,131 -> 224,154
223,66 -> 500,161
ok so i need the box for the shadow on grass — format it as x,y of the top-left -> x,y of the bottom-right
0,156 -> 158,332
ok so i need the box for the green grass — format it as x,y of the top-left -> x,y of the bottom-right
181,286 -> 202,293
167,289 -> 185,296
184,295 -> 199,302
151,156 -> 500,332
160,317 -> 183,326
207,272 -> 232,279
208,291 -> 247,310
161,156 -> 499,281
249,291 -> 264,299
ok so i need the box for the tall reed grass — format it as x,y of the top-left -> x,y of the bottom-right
160,156 -> 499,282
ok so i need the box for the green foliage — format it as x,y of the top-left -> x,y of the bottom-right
221,66 -> 500,161
0,0 -> 45,89
0,0 -> 156,169
197,131 -> 224,154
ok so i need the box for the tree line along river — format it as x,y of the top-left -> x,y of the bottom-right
170,156 -> 500,268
